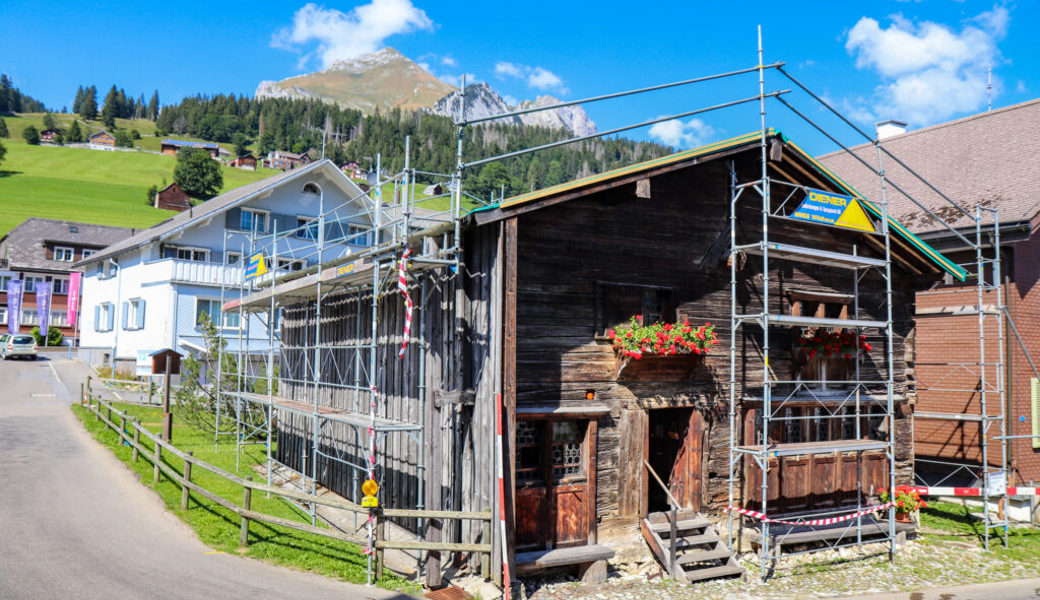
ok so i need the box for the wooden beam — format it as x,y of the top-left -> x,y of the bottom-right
635,178 -> 651,199
503,216 -> 519,581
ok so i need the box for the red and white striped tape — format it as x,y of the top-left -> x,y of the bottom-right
909,486 -> 1040,498
398,249 -> 413,358
725,501 -> 897,526
496,393 -> 511,600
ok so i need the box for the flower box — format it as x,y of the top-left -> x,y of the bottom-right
608,316 -> 718,380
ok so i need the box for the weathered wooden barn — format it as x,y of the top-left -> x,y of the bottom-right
263,131 -> 963,583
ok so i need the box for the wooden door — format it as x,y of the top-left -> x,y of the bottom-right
668,410 -> 704,511
514,419 -> 596,549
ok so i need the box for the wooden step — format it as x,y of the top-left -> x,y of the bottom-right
676,547 -> 734,565
673,531 -> 720,549
648,517 -> 711,534
681,563 -> 745,582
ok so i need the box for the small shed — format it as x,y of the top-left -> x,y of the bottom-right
154,182 -> 191,212
228,154 -> 257,170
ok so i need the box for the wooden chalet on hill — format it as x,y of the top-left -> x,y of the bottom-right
88,131 -> 115,150
240,131 -> 962,583
153,182 -> 191,212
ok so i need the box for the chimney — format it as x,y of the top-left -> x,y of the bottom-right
876,120 -> 907,140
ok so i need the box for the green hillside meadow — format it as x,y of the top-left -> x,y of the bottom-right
0,114 -> 278,236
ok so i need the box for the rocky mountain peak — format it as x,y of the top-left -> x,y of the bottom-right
431,83 -> 597,136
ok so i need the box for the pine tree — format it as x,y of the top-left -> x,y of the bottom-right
72,86 -> 85,115
101,85 -> 119,129
66,120 -> 83,143
0,117 -> 8,138
80,86 -> 98,120
147,90 -> 159,121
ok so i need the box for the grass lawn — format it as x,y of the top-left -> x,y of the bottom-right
0,118 -> 280,236
71,402 -> 418,594
919,500 -> 1040,562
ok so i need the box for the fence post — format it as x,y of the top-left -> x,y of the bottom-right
481,519 -> 491,579
153,441 -> 162,485
87,375 -> 92,406
375,513 -> 385,581
80,382 -> 85,405
181,451 -> 193,512
132,420 -> 141,462
240,477 -> 253,548
120,415 -> 127,446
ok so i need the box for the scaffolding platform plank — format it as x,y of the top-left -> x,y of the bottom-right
744,242 -> 886,269
913,411 -> 997,422
736,439 -> 888,457
765,314 -> 887,329
227,391 -> 421,432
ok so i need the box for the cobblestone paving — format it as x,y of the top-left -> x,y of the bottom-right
520,539 -> 1040,600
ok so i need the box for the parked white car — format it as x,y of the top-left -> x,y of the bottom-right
1,334 -> 38,360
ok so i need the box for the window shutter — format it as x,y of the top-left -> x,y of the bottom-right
274,213 -> 296,235
1032,378 -> 1040,449
106,305 -> 114,331
94,305 -> 101,332
136,300 -> 146,330
225,207 -> 242,230
122,302 -> 129,329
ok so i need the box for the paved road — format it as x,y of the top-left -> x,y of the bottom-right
0,356 -> 409,600
824,577 -> 1040,599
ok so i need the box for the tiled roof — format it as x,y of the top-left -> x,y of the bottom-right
1,218 -> 134,271
817,98 -> 1040,233
75,159 -> 366,266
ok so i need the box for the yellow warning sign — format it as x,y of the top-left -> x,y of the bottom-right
834,198 -> 875,232
362,479 -> 379,496
361,495 -> 379,508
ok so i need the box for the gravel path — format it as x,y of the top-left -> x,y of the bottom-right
521,537 -> 1040,600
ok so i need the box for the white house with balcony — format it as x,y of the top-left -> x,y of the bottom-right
76,159 -> 373,368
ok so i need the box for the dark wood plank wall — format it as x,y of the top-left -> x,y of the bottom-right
510,155 -> 926,534
274,226 -> 502,562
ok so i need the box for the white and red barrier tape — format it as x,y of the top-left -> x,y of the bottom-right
725,501 -> 896,526
397,249 -> 413,359
909,486 -> 1040,498
496,393 -> 511,600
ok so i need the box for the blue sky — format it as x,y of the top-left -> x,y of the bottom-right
1,1 -> 1035,155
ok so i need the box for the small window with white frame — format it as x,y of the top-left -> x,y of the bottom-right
346,224 -> 371,246
81,249 -> 97,259
296,216 -> 318,239
196,299 -> 240,329
96,303 -> 114,332
240,208 -> 268,233
124,298 -> 146,331
0,275 -> 10,289
226,251 -> 242,266
23,276 -> 43,293
52,278 -> 68,295
277,258 -> 305,272
22,309 -> 37,325
54,246 -> 75,262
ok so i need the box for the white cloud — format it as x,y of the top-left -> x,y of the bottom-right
494,62 -> 523,79
273,0 -> 433,70
494,61 -> 568,93
844,7 -> 1008,126
648,118 -> 715,149
441,55 -> 457,67
440,72 -> 478,88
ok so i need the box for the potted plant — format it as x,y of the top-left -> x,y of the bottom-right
797,330 -> 872,391
608,315 -> 718,360
878,485 -> 926,523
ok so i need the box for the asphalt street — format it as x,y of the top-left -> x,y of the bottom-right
825,577 -> 1040,600
0,355 -> 409,600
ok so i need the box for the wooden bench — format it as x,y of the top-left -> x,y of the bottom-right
515,545 -> 615,582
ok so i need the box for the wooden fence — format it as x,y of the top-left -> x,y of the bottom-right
80,388 -> 495,583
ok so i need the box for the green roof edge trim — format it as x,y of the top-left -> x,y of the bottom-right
469,129 -> 965,280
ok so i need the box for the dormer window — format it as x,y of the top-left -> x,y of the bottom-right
302,183 -> 320,195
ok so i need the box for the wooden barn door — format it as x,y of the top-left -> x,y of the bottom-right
647,408 -> 703,513
515,418 -> 597,549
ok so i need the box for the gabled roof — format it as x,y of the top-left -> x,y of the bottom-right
76,159 -> 369,267
1,218 -> 134,271
161,139 -> 219,150
817,98 -> 1040,233
473,130 -> 965,280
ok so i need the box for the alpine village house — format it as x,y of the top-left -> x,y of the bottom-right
251,131 -> 962,584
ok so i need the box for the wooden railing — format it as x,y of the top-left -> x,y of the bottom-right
644,459 -> 681,578
80,389 -> 494,583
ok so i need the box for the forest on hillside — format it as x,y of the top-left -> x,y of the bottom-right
0,75 -> 47,114
153,94 -> 672,200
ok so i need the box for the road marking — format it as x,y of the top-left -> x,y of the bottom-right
47,361 -> 62,384
204,550 -> 226,555
31,393 -> 57,398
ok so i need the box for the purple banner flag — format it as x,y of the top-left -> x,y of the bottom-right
6,279 -> 22,334
36,281 -> 52,343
